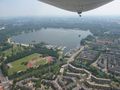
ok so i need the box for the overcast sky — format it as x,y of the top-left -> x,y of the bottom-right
0,0 -> 120,17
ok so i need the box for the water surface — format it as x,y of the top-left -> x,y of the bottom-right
12,28 -> 92,52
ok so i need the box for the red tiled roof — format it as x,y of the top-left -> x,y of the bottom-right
0,85 -> 4,90
46,56 -> 54,63
27,62 -> 33,68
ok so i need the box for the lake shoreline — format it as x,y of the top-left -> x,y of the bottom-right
11,28 -> 92,52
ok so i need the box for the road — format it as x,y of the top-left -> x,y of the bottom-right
0,69 -> 10,90
43,46 -> 85,90
55,46 -> 85,89
67,46 -> 84,64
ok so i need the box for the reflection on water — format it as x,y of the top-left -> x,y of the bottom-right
12,28 -> 92,52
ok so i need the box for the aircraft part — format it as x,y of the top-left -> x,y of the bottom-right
38,0 -> 113,12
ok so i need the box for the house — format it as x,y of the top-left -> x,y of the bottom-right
0,85 -> 4,90
45,56 -> 55,63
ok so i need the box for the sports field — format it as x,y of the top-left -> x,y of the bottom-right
7,53 -> 47,76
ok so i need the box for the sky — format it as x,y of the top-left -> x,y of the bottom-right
0,0 -> 120,17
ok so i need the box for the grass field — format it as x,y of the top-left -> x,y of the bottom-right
3,45 -> 25,57
7,53 -> 47,76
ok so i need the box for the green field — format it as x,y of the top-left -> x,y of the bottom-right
7,53 -> 47,76
3,45 -> 25,57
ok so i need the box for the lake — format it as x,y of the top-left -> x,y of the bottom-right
12,28 -> 92,52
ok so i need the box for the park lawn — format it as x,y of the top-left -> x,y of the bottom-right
3,45 -> 25,57
7,53 -> 47,76
35,59 -> 47,66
